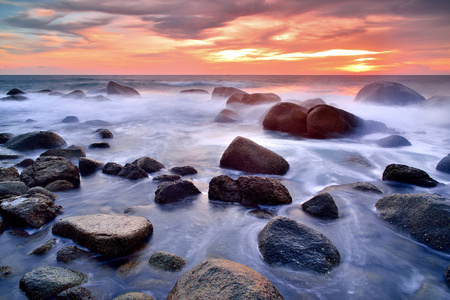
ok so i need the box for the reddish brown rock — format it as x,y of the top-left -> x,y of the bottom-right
211,87 -> 247,99
106,81 -> 140,97
263,102 -> 308,136
226,93 -> 281,109
214,109 -> 243,123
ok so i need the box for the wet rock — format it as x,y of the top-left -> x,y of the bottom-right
220,136 -> 289,175
262,102 -> 308,136
248,209 -> 276,219
345,155 -> 372,167
38,89 -> 52,93
446,265 -> 450,283
208,175 -> 292,206
0,265 -> 12,279
152,174 -> 181,182
132,156 -> 165,173
211,86 -> 247,99
49,92 -> 65,97
79,157 -> 104,176
354,81 -> 425,106
107,81 -> 140,97
29,238 -> 57,255
15,158 -> 35,168
154,180 -> 201,204
376,135 -> 411,148
166,259 -> 284,300
57,246 -> 90,263
382,164 -> 439,187
95,128 -> 113,139
0,153 -> 23,160
7,88 -> 26,95
0,181 -> 28,197
362,120 -> 389,134
302,193 -> 339,219
226,92 -> 281,109
40,146 -> 86,159
8,229 -> 29,237
102,162 -> 124,175
83,120 -> 112,127
214,109 -> 243,123
148,251 -> 186,272
52,214 -> 153,257
375,193 -> 450,251
351,182 -> 383,194
62,90 -> 86,100
0,166 -> 20,181
424,95 -> 450,108
0,132 -> 14,144
56,286 -> 96,300
1,94 -> 28,101
27,186 -> 58,201
85,95 -> 110,101
113,292 -> 155,300
170,166 -> 197,176
87,87 -> 107,95
62,116 -> 80,123
258,216 -> 341,273
297,98 -> 326,109
4,131 -> 67,151
88,142 -> 110,149
118,163 -> 149,180
180,89 -> 209,94
20,156 -> 80,188
45,180 -> 74,192
19,266 -> 88,300
436,154 -> 450,174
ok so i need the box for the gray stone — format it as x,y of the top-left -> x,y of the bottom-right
436,154 -> 450,174
148,251 -> 186,271
302,193 -> 339,219
27,186 -> 58,201
102,162 -> 124,175
0,181 -> 27,197
376,135 -> 411,148
40,146 -> 86,159
56,286 -> 96,300
354,81 -> 425,105
170,166 -> 197,176
95,128 -> 113,139
211,86 -> 247,99
28,238 -> 57,255
4,131 -> 67,151
154,180 -> 201,204
132,156 -> 165,173
107,81 -> 140,97
152,174 -> 181,182
61,116 -> 80,123
57,246 -> 90,263
62,90 -> 86,100
118,163 -> 149,180
7,88 -> 25,95
45,180 -> 75,192
79,157 -> 104,176
0,132 -> 14,144
382,164 -> 439,187
214,109 -> 243,123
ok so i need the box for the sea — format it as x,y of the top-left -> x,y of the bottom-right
0,75 -> 449,299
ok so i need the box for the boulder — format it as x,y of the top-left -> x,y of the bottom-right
436,154 -> 450,174
107,81 -> 140,97
0,132 -> 14,144
113,292 -> 155,300
220,136 -> 289,175
0,266 -> 12,279
248,209 -> 276,219
28,238 -> 57,255
211,86 -> 247,99
226,93 -> 281,109
102,162 -> 124,175
57,246 -> 91,263
302,192 -> 339,219
56,286 -> 96,300
95,128 -> 113,139
19,266 -> 87,300
40,146 -> 86,159
7,88 -> 25,95
262,102 -> 308,136
15,158 -> 35,168
306,105 -> 364,139
423,95 -> 450,108
154,180 -> 201,204
20,156 -> 80,188
258,216 -> 341,273
0,181 -> 28,197
180,89 -> 209,94
85,95 -> 110,101
153,174 -> 181,182
1,94 -> 28,101
52,214 -> 153,257
88,142 -> 110,149
132,156 -> 165,173
375,193 -> 450,251
38,89 -> 52,93
4,131 -> 67,151
166,259 -> 284,300
148,251 -> 186,271
214,109 -> 243,123
376,135 -> 411,148
62,90 -> 86,100
0,166 -> 20,181
170,166 -> 197,176
79,157 -> 104,176
354,81 -> 425,105
208,175 -> 292,206
45,180 -> 74,192
362,120 -> 389,134
27,186 -> 58,201
0,153 -> 23,160
382,164 -> 439,187
61,116 -> 79,123
297,98 -> 326,109
87,87 -> 107,95
118,163 -> 149,180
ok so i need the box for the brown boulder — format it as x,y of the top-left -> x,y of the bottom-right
226,93 -> 281,109
263,102 -> 308,136
107,81 -> 140,97
214,109 -> 243,123
211,87 -> 247,99
354,81 -> 425,106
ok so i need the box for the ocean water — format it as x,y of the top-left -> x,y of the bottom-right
0,75 -> 449,299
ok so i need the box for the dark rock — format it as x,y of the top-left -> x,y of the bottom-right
62,116 -> 80,123
211,87 -> 247,99
1,94 -> 28,101
79,157 -> 104,176
375,193 -> 450,251
102,162 -> 124,175
113,292 -> 155,300
362,120 -> 389,134
20,156 -> 80,188
87,87 -> 107,95
0,265 -> 12,279
180,89 -> 209,94
0,133 -> 14,144
56,286 -> 96,300
262,102 -> 308,136
152,174 -> 181,182
208,175 -> 292,206
7,88 -> 25,95
351,182 -> 383,194
7,229 -> 29,237
40,146 -> 86,159
302,193 -> 339,219
0,153 -> 24,160
132,156 -> 165,173
436,154 -> 450,174
170,166 -> 197,176
95,128 -> 113,139
19,266 -> 88,300
382,164 -> 439,187
45,180 -> 74,192
83,120 -> 112,127
258,216 -> 341,273
220,136 -> 289,175
26,119 -> 36,123
226,93 -> 281,109
354,81 -> 425,106
0,181 -> 28,197
27,186 -> 58,201
118,163 -> 149,180
345,155 -> 373,167
57,246 -> 90,263
154,180 -> 201,204
15,158 -> 35,168
248,209 -> 276,219
85,95 -> 110,101
29,238 -> 57,255
0,217 -> 4,233
4,131 -> 67,151
376,135 -> 411,148
167,259 -> 284,300
446,265 -> 450,283
214,109 -> 243,123
88,142 -> 110,149
52,214 -> 153,257
148,251 -> 186,271
62,90 -> 86,100
38,89 -> 52,93
107,81 -> 140,97
0,166 -> 20,181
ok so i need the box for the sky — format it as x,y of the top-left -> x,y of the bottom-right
0,0 -> 449,75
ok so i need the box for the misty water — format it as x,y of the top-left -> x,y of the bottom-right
0,75 -> 449,299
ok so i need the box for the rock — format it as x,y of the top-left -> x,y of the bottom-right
262,102 -> 308,136
1,94 -> 28,101
148,251 -> 186,271
49,92 -> 65,97
113,292 -> 155,300
180,89 -> 209,94
382,164 -> 439,187
424,95 -> 450,108
20,156 -> 80,188
85,95 -> 110,101
436,154 -> 450,174
7,88 -> 26,95
214,109 -> 243,123
29,238 -> 57,255
8,229 -> 29,237
62,90 -> 86,100
45,180 -> 74,192
152,174 -> 181,182
15,158 -> 35,168
354,81 -> 425,106
170,166 -> 197,176
57,246 -> 90,263
62,116 -> 80,123
220,136 -> 289,175
40,146 -> 86,159
88,142 -> 110,149
87,87 -> 107,95
52,214 -> 153,257
226,93 -> 281,109
375,193 -> 450,251
0,132 -> 14,144
0,181 -> 28,197
56,286 -> 96,300
446,265 -> 450,283
83,120 -> 112,127
132,156 -> 165,173
107,81 -> 140,97
362,119 -> 389,134
19,266 -> 88,300
351,182 -> 383,194
102,162 -> 124,175
0,265 -> 12,279
376,135 -> 411,148
0,166 -> 20,181
27,186 -> 58,201
306,105 -> 364,139
297,98 -> 326,109
26,119 -> 36,123
4,131 -> 67,151
248,209 -> 276,219
0,153 -> 23,160
211,86 -> 247,99
154,180 -> 201,204
258,216 -> 341,273
79,157 -> 104,176
0,193 -> 60,228
118,163 -> 149,180
38,89 -> 52,93
302,193 -> 339,219
95,128 -> 113,139
208,175 -> 292,206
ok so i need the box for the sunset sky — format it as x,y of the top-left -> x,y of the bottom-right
0,0 -> 449,75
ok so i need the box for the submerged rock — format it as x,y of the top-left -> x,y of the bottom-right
180,89 -> 209,94
152,174 -> 181,182
302,192 -> 339,219
62,90 -> 86,100
148,251 -> 186,272
170,166 -> 197,176
263,102 -> 308,136
226,92 -> 281,109
61,116 -> 79,123
79,157 -> 104,176
166,259 -> 284,300
382,164 -> 439,187
0,133 -> 14,144
45,180 -> 74,192
211,86 -> 247,99
56,286 -> 96,300
0,265 -> 12,279
214,109 -> 243,123
375,193 -> 450,251
354,81 -> 425,106
376,135 -> 411,148
0,181 -> 28,197
424,95 -> 450,108
95,128 -> 113,139
436,154 -> 450,174
102,162 -> 124,175
40,146 -> 86,159
7,88 -> 25,95
57,246 -> 90,263
4,131 -> 67,151
107,81 -> 140,97
118,163 -> 149,180
113,292 -> 155,300
132,156 -> 165,173
154,180 -> 201,204
88,142 -> 110,149
29,238 -> 57,255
